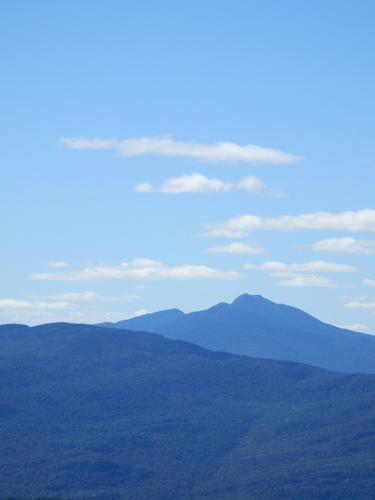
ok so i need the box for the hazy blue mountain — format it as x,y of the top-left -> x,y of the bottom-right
1,322 -> 375,499
108,293 -> 375,373
98,307 -> 184,331
0,323 -> 30,334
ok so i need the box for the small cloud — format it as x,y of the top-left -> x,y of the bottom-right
236,176 -> 286,197
0,298 -> 73,311
206,242 -> 264,255
134,182 -> 154,193
275,274 -> 337,288
236,176 -> 264,195
159,173 -> 231,194
135,173 -> 283,197
345,300 -> 375,310
60,137 -> 117,150
364,278 -> 375,287
48,291 -> 141,302
313,237 -> 375,255
135,173 -> 231,194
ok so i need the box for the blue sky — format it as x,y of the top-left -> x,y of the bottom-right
1,0 -> 375,331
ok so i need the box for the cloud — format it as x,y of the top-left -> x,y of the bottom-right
135,173 -> 231,194
0,299 -> 72,311
48,261 -> 69,269
204,209 -> 375,238
207,242 -> 264,255
345,300 -> 375,310
48,291 -> 141,302
242,259 -> 355,289
134,182 -> 154,193
135,173 -> 283,196
60,137 -> 117,150
60,136 -> 300,165
237,176 -> 286,197
273,274 -> 337,288
364,279 -> 375,287
236,176 -> 264,195
31,258 -> 242,281
244,260 -> 356,273
313,237 -> 375,255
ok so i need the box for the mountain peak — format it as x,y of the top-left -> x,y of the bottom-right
232,293 -> 271,306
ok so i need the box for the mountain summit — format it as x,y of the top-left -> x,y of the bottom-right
102,293 -> 375,373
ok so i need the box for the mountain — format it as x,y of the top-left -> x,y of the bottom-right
104,294 -> 375,373
98,307 -> 184,331
1,322 -> 375,499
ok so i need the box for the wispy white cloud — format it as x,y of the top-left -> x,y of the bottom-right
364,278 -> 375,287
60,137 -> 117,150
0,299 -> 72,311
244,260 -> 356,273
31,258 -> 242,281
242,260 -> 355,289
273,274 -> 337,288
236,176 -> 264,195
48,291 -> 141,302
134,182 -> 154,193
206,242 -> 264,255
237,176 -> 286,197
313,237 -> 375,255
135,173 -> 284,196
204,209 -> 375,238
345,300 -> 375,310
135,173 -> 231,194
60,136 -> 300,165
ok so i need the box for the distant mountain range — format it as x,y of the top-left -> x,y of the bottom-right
99,293 -> 375,373
1,322 -> 375,499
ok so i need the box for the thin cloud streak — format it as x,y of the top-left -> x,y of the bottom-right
207,242 -> 264,255
313,237 -> 375,255
31,258 -> 242,281
244,260 -> 357,273
60,136 -> 300,165
134,173 -> 284,196
204,209 -> 375,238
274,274 -> 337,288
135,173 -> 231,194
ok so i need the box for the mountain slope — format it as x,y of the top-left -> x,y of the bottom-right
1,322 -> 375,499
108,294 -> 375,373
98,307 -> 184,331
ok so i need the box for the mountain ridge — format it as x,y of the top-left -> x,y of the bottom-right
99,293 -> 375,373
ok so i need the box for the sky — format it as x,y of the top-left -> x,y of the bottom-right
1,1 -> 375,332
